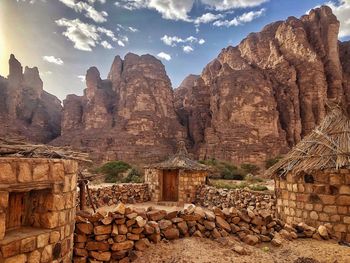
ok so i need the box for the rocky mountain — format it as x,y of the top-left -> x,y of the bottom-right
52,53 -> 186,163
174,6 -> 350,165
0,55 -> 62,143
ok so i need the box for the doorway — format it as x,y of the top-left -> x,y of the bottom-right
162,169 -> 179,201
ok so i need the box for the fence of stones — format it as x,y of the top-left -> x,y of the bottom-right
81,183 -> 275,214
73,203 -> 332,262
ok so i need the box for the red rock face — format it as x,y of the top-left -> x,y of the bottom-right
174,6 -> 349,166
0,55 -> 62,142
52,53 -> 186,163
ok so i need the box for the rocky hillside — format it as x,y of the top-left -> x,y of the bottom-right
175,6 -> 350,165
52,53 -> 186,163
0,55 -> 62,143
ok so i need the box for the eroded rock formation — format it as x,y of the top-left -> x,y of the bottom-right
0,55 -> 62,142
175,6 -> 350,165
52,53 -> 186,163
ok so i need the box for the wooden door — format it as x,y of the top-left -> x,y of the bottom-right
6,192 -> 26,231
162,170 -> 178,201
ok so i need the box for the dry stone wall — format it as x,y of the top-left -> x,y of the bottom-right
83,184 -> 150,208
195,185 -> 275,213
73,203 -> 334,262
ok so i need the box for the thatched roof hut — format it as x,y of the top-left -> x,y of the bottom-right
145,141 -> 209,204
267,106 -> 350,242
267,105 -> 350,177
145,141 -> 209,171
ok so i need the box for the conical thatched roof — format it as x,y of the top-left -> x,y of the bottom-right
145,141 -> 209,171
266,106 -> 350,177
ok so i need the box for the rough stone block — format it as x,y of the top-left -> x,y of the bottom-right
18,162 -> 32,183
40,212 -> 59,228
51,163 -> 65,181
337,195 -> 350,206
20,237 -> 36,253
33,163 -> 49,181
37,233 -> 50,248
41,244 -> 53,263
0,163 -> 16,183
3,254 -> 27,263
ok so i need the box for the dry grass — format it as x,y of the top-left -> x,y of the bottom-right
266,106 -> 350,177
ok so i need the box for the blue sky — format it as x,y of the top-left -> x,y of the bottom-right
1,0 -> 350,100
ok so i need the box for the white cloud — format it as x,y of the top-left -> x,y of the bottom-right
77,75 -> 85,82
56,18 -> 125,51
161,35 -> 203,46
101,41 -> 113,49
115,0 -> 194,21
128,26 -> 139,32
117,40 -> 125,47
59,0 -> 108,23
88,0 -> 106,4
43,56 -> 64,65
157,52 -> 172,61
198,38 -> 205,44
201,0 -> 268,11
194,12 -> 224,24
326,0 -> 350,38
114,0 -> 267,22
183,45 -> 194,53
213,8 -> 265,27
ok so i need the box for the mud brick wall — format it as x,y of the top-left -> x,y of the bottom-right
0,158 -> 78,263
275,169 -> 350,242
195,185 -> 275,213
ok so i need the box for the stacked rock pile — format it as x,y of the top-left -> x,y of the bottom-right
73,203 -> 333,262
81,184 -> 150,208
195,185 -> 275,212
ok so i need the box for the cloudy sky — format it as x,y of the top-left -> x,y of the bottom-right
1,0 -> 350,100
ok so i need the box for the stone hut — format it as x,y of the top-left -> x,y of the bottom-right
145,141 -> 209,204
0,140 -> 82,263
267,107 -> 350,242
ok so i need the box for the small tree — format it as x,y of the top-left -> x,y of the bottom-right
96,161 -> 131,183
241,163 -> 260,175
265,156 -> 282,169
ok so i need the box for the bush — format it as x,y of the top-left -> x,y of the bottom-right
241,163 -> 260,175
122,168 -> 144,183
249,184 -> 268,191
96,161 -> 131,183
265,156 -> 282,169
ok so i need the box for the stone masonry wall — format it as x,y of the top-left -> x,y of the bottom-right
73,202 -> 334,262
275,169 -> 350,242
145,169 -> 207,203
0,158 -> 78,263
195,185 -> 275,214
84,184 -> 150,208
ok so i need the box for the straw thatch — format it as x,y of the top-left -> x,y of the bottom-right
266,105 -> 350,177
0,137 -> 91,163
145,141 -> 209,171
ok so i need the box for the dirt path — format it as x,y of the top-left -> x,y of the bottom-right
134,237 -> 350,263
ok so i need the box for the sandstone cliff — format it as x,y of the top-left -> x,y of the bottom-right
175,6 -> 350,165
0,55 -> 62,143
52,53 -> 186,163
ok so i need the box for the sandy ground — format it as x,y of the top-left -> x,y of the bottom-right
134,237 -> 350,263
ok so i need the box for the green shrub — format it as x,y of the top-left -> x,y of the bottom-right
96,161 -> 131,183
265,156 -> 282,169
249,184 -> 268,191
241,163 -> 260,175
211,180 -> 248,190
122,168 -> 144,183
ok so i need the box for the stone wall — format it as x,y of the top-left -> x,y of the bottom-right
145,169 -> 207,203
275,169 -> 350,242
73,203 -> 333,262
0,158 -> 78,263
195,185 -> 275,213
83,184 -> 150,208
